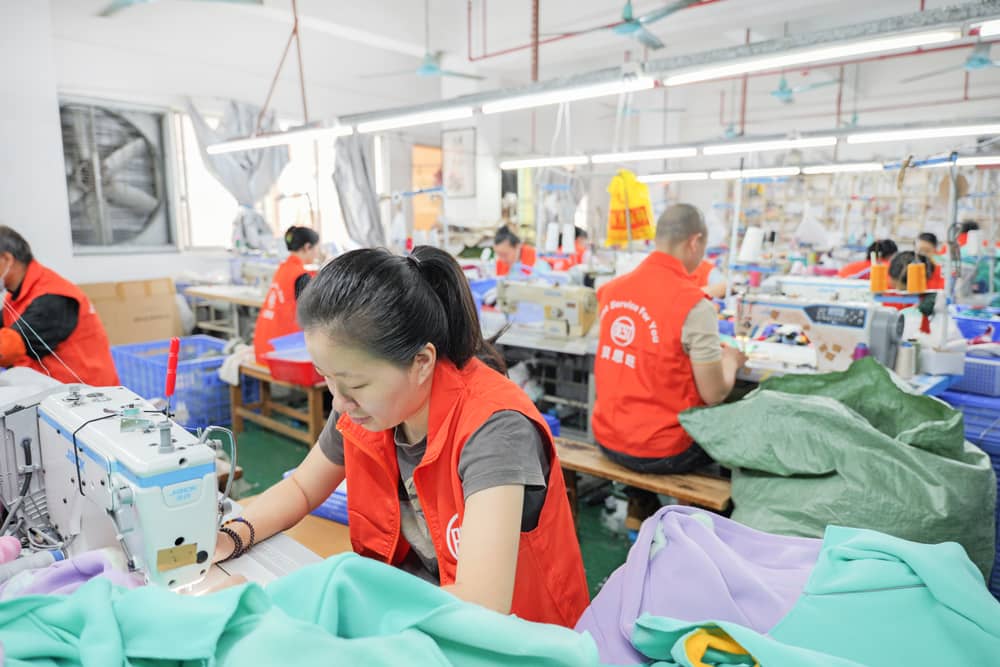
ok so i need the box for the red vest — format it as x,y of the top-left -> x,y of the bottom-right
496,245 -> 538,277
928,263 -> 945,290
3,261 -> 118,386
253,255 -> 312,364
690,259 -> 715,288
337,358 -> 589,627
592,252 -> 707,458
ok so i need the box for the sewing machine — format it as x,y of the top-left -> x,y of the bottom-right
762,276 -> 872,302
734,295 -> 904,377
496,281 -> 598,338
0,386 -> 218,589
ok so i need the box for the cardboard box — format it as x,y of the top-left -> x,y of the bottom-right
80,278 -> 181,346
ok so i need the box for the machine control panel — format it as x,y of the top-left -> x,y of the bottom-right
804,304 -> 868,329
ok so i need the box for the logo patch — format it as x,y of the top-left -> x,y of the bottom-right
446,513 -> 461,560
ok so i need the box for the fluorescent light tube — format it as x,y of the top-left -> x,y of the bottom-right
482,77 -> 656,115
978,19 -> 1000,38
801,162 -> 884,174
638,171 -> 710,183
710,167 -> 800,180
846,123 -> 1000,144
591,147 -> 698,164
703,136 -> 837,156
664,29 -> 960,86
357,107 -> 474,133
499,155 -> 589,170
958,155 -> 1000,166
206,124 -> 354,154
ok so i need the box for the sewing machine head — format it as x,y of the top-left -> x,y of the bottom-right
765,276 -> 873,302
0,386 -> 218,589
496,281 -> 598,338
735,295 -> 903,374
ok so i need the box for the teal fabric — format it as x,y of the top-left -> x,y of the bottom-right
678,357 -> 997,576
0,553 -> 602,667
770,525 -> 1000,667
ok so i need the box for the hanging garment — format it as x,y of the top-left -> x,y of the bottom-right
576,507 -> 822,665
606,169 -> 655,247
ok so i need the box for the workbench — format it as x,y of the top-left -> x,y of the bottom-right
184,284 -> 266,340
230,362 -> 329,447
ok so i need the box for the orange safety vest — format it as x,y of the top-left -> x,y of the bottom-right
690,259 -> 715,288
928,263 -> 945,290
253,255 -> 313,364
592,252 -> 707,459
337,358 -> 589,627
3,260 -> 118,386
496,245 -> 538,277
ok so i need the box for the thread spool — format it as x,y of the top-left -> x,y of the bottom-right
738,227 -> 765,263
966,229 -> 982,256
907,262 -> 928,293
895,342 -> 916,380
869,263 -> 889,292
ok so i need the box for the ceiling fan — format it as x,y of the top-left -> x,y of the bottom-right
368,0 -> 484,80
546,0 -> 702,50
770,74 -> 841,104
97,0 -> 262,17
901,42 -> 1000,84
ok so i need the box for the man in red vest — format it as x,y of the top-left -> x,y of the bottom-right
0,226 -> 118,386
592,204 -> 746,477
493,227 -> 549,278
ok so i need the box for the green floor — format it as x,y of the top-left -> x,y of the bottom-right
233,423 -> 632,597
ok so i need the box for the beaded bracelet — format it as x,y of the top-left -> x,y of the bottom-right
224,517 -> 256,551
218,526 -> 244,563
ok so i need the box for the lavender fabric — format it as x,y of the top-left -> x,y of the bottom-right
0,549 -> 143,600
575,506 -> 823,665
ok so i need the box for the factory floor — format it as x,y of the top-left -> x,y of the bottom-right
231,423 -> 633,597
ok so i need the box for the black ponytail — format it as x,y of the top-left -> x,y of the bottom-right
297,246 -> 505,373
284,225 -> 319,251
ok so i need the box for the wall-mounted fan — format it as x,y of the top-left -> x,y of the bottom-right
60,102 -> 170,248
770,74 -> 841,104
901,43 -> 1000,84
97,0 -> 263,17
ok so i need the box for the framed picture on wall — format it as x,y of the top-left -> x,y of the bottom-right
442,127 -> 476,198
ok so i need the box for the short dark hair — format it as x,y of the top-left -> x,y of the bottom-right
918,232 -> 938,247
960,221 -> 981,235
889,251 -> 932,287
494,227 -> 520,247
298,246 -> 504,372
284,226 -> 319,252
866,239 -> 898,260
575,227 -> 588,240
0,226 -> 33,264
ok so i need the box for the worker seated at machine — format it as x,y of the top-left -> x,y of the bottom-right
493,227 -> 550,278
837,239 -> 898,279
592,203 -> 747,479
252,226 -> 320,364
917,233 -> 945,289
888,251 -> 961,344
690,257 -> 727,299
0,226 -> 117,386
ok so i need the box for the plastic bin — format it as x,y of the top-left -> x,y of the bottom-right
111,335 -> 259,430
953,314 -> 1000,342
283,470 -> 347,524
469,278 -> 497,313
265,331 -> 323,385
542,413 -> 561,438
951,356 -> 1000,397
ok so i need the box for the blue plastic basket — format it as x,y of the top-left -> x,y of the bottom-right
111,335 -> 259,430
953,314 -> 1000,342
283,470 -> 348,524
950,356 -> 1000,397
542,413 -> 561,438
469,278 -> 497,312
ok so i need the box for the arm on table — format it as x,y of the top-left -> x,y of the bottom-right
692,347 -> 746,406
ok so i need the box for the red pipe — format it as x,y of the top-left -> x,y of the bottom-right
964,70 -> 970,101
531,0 -> 539,82
739,28 -> 749,136
719,89 -> 726,125
834,64 -> 845,127
467,0 -> 726,62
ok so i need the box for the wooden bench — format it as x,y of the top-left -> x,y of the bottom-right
230,362 -> 328,447
215,458 -> 244,492
554,437 -> 732,519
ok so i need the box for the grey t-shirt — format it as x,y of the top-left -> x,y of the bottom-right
317,410 -> 550,582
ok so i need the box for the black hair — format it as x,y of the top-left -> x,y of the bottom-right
575,227 -> 588,240
960,221 -> 981,235
284,226 -> 319,252
889,251 -> 932,287
494,227 -> 521,247
298,246 -> 505,373
0,226 -> 33,264
866,239 -> 898,260
918,232 -> 938,247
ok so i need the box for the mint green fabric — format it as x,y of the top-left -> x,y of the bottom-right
0,553 -> 602,666
678,357 -> 997,576
770,525 -> 1000,667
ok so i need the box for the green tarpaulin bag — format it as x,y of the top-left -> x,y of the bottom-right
679,357 -> 997,577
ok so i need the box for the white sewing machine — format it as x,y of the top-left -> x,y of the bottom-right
0,386 -> 218,589
496,281 -> 598,338
761,276 -> 873,302
734,295 -> 904,378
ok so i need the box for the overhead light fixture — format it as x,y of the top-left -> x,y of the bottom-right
482,77 -> 656,115
591,147 -> 698,164
638,171 -> 710,183
711,167 -> 800,180
801,162 -> 884,175
846,123 -> 1000,144
703,136 -> 838,156
499,155 -> 590,170
357,106 -> 474,133
207,124 -> 354,154
958,155 -> 1000,166
978,19 -> 1000,38
663,29 -> 960,86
